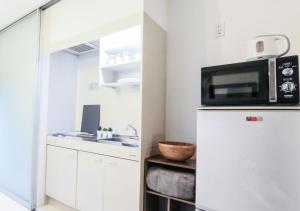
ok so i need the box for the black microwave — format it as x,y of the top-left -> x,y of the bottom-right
201,56 -> 299,106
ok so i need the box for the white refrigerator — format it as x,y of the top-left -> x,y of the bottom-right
196,109 -> 300,211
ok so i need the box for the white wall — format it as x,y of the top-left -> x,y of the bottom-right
166,0 -> 300,144
0,0 -> 50,30
166,0 -> 205,144
42,0 -> 142,49
204,0 -> 300,66
144,0 -> 168,30
47,51 -> 78,133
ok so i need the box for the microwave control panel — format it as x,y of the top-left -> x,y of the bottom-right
276,56 -> 299,104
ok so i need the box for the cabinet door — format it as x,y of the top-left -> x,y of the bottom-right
46,145 -> 77,208
76,151 -> 104,211
103,157 -> 140,211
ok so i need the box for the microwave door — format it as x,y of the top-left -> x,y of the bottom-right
201,60 -> 269,106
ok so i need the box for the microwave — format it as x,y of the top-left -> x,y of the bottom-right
201,56 -> 299,106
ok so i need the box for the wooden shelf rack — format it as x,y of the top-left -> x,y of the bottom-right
145,155 -> 196,211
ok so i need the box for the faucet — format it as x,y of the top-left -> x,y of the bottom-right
126,124 -> 139,139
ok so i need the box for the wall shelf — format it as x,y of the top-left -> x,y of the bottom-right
101,60 -> 140,72
146,190 -> 195,206
101,81 -> 140,88
147,154 -> 196,170
99,26 -> 141,87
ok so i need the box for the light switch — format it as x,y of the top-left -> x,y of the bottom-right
89,82 -> 99,90
216,22 -> 225,38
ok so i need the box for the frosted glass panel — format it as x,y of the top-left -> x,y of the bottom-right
0,11 -> 39,207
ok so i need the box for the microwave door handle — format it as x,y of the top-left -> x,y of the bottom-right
269,58 -> 277,103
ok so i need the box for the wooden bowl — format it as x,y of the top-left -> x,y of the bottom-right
158,141 -> 196,161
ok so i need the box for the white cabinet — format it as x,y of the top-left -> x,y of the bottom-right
99,25 -> 141,88
46,145 -> 140,211
45,146 -> 77,208
76,152 -> 104,211
103,156 -> 140,211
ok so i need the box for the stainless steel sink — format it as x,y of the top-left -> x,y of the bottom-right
98,136 -> 139,148
51,133 -> 139,148
102,137 -> 123,142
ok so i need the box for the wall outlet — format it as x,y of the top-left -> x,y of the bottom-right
216,22 -> 225,38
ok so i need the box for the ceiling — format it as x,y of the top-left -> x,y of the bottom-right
0,0 -> 50,30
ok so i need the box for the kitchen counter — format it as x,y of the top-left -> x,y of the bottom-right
47,135 -> 140,161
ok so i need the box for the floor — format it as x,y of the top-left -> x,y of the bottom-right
0,194 -> 64,211
37,205 -> 61,211
0,192 -> 28,211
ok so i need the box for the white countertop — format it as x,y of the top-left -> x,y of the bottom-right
47,135 -> 140,162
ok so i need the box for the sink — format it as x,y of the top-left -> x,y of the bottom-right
98,136 -> 139,148
121,142 -> 139,147
103,137 -> 123,142
51,133 -> 139,148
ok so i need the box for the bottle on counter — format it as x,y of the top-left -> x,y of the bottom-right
97,126 -> 102,139
102,128 -> 108,139
107,127 -> 113,139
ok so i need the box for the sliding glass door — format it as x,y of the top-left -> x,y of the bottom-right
0,11 -> 40,209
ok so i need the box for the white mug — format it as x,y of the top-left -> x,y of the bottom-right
248,34 -> 290,61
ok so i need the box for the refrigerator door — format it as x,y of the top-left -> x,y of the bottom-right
196,110 -> 300,211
